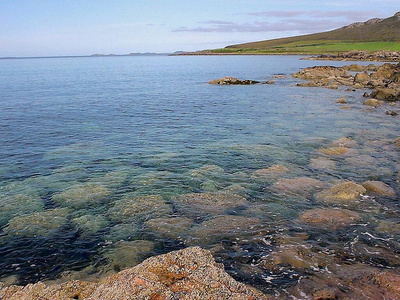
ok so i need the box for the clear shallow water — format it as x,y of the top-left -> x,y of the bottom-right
0,56 -> 399,295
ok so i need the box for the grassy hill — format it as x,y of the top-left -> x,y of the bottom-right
207,11 -> 400,54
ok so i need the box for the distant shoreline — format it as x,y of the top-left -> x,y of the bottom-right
0,53 -> 171,60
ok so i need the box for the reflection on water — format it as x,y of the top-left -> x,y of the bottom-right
0,56 -> 399,297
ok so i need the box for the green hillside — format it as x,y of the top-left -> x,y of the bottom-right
210,12 -> 400,54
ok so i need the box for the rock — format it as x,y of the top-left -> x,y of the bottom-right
190,164 -> 224,178
292,66 -> 351,80
145,217 -> 193,239
298,208 -> 361,230
310,158 -> 336,171
0,193 -> 44,227
362,181 -> 396,197
345,154 -> 376,166
72,214 -> 109,237
374,271 -> 400,295
386,110 -> 398,116
52,183 -> 110,209
0,247 -> 269,299
394,137 -> 400,148
336,97 -> 346,104
354,72 -> 371,85
109,195 -> 172,221
272,177 -> 325,195
189,215 -> 262,245
313,289 -> 337,300
363,92 -> 370,97
106,223 -> 139,242
264,80 -> 275,84
175,192 -> 247,216
370,88 -> 400,101
331,137 -> 357,147
315,181 -> 366,205
252,164 -> 290,178
209,76 -> 260,85
364,98 -> 384,106
318,146 -> 347,155
4,208 -> 70,237
103,240 -> 155,272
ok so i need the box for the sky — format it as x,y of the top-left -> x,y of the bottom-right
0,0 -> 398,57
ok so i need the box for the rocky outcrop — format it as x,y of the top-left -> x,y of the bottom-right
0,247 -> 268,300
306,50 -> 400,62
209,76 -> 260,85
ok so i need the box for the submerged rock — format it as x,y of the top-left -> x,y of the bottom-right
190,164 -> 224,178
310,157 -> 336,171
4,208 -> 70,237
252,164 -> 290,178
175,192 -> 247,216
0,194 -> 44,227
189,215 -> 262,245
318,146 -> 348,155
144,217 -> 193,239
362,181 -> 396,197
209,76 -> 260,85
315,181 -> 366,205
52,183 -> 110,209
108,195 -> 172,221
0,247 -> 268,299
272,177 -> 325,195
72,214 -> 109,237
298,208 -> 361,230
106,222 -> 139,242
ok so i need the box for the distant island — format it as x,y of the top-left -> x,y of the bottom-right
0,52 -> 171,60
177,11 -> 400,56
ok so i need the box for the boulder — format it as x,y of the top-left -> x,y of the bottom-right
354,72 -> 371,85
209,77 -> 260,85
336,97 -> 346,104
315,181 -> 366,205
318,146 -> 347,156
370,88 -> 400,101
145,217 -> 193,239
252,164 -> 290,178
310,158 -> 336,171
292,66 -> 351,80
0,247 -> 268,300
272,177 -> 325,195
298,208 -> 361,230
364,98 -> 384,106
362,181 -> 396,197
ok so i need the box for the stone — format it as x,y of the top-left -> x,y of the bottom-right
252,164 -> 290,177
103,240 -> 155,272
190,164 -> 224,178
310,158 -> 336,171
0,247 -> 269,299
370,88 -> 400,101
345,154 -> 376,166
145,217 -> 193,239
4,208 -> 70,237
292,66 -> 351,80
109,195 -> 172,221
106,223 -> 139,242
273,177 -> 326,195
175,192 -> 247,216
364,98 -> 384,106
208,76 -> 260,85
298,208 -> 361,230
354,72 -> 371,85
336,97 -> 346,104
331,137 -> 357,147
362,181 -> 396,197
72,214 -> 109,237
264,80 -> 275,84
318,146 -> 347,155
315,181 -> 366,205
189,215 -> 262,245
52,183 -> 110,209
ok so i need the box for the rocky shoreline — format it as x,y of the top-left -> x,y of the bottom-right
304,50 -> 400,62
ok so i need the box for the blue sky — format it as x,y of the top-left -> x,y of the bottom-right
0,0 -> 398,56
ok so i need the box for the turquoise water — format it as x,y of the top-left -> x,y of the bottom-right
0,56 -> 399,295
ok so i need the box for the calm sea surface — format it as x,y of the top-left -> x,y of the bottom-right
0,56 -> 399,295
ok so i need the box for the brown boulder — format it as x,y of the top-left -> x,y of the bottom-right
362,181 -> 396,197
364,98 -> 384,106
0,247 -> 268,300
298,208 -> 361,230
209,76 -> 260,85
315,181 -> 366,205
370,88 -> 400,101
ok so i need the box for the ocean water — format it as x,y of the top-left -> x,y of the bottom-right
0,55 -> 399,295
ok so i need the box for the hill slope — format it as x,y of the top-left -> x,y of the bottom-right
222,11 -> 400,53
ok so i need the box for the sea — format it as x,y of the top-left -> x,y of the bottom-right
0,55 -> 399,296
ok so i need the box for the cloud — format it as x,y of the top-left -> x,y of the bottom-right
173,9 -> 376,33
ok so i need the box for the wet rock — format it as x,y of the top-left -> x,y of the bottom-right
252,164 -> 290,178
386,110 -> 398,116
362,180 -> 396,197
393,137 -> 400,148
292,66 -> 351,80
370,88 -> 400,101
175,192 -> 247,216
189,215 -> 262,245
345,154 -> 376,166
264,80 -> 275,84
209,76 -> 260,85
363,92 -> 370,97
52,183 -> 110,209
364,98 -> 384,106
109,195 -> 172,221
90,169 -> 129,189
354,72 -> 371,85
335,97 -> 346,104
310,158 -> 336,171
1,247 -> 268,300
0,194 -> 44,227
72,214 -> 109,237
298,208 -> 361,230
190,164 -> 224,178
106,223 -> 139,242
103,240 -> 155,272
273,177 -> 326,195
315,181 -> 366,205
4,208 -> 70,237
318,146 -> 347,155
145,217 -> 193,239
374,271 -> 400,295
